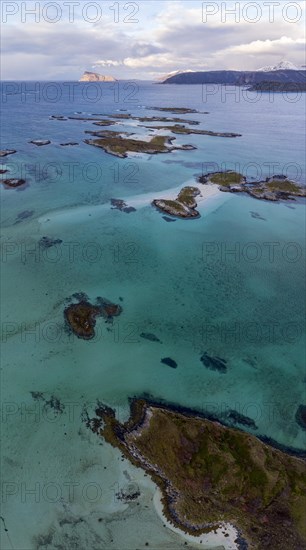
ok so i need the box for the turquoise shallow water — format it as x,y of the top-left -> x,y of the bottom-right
1,82 -> 305,549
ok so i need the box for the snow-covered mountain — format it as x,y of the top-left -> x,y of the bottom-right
157,69 -> 195,82
256,60 -> 299,72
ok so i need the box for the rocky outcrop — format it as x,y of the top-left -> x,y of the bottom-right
199,172 -> 306,202
79,71 -> 117,82
152,186 -> 201,219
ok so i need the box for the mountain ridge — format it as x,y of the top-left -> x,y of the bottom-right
162,69 -> 306,85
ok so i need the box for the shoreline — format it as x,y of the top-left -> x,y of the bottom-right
153,488 -> 239,550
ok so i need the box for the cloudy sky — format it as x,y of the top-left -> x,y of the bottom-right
1,0 -> 305,80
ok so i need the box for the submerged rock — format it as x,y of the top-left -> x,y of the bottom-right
162,216 -> 176,222
110,198 -> 136,213
200,353 -> 227,373
140,332 -> 161,343
39,236 -> 63,249
95,296 -> 123,321
224,410 -> 258,430
295,405 -> 306,431
161,357 -> 177,368
250,211 -> 266,221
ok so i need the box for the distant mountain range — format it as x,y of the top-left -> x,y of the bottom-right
161,69 -> 306,85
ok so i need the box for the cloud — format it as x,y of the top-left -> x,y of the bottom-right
1,0 -> 305,79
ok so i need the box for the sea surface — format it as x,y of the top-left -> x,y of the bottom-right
1,81 -> 305,549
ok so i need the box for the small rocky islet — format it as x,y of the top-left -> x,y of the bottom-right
29,140 -> 51,146
199,171 -> 306,201
0,149 -> 17,157
1,178 -> 26,189
152,186 -> 201,219
64,295 -> 122,340
94,399 -> 306,550
143,124 -> 241,138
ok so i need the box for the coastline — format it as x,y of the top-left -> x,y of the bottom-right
153,488 -> 239,550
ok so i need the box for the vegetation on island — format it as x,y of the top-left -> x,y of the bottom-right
153,186 -> 201,218
145,124 -> 242,137
96,399 -> 306,550
200,172 -> 306,201
84,133 -> 195,158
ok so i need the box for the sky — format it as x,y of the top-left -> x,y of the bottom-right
1,0 -> 305,80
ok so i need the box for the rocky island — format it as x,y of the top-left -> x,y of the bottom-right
0,149 -> 17,157
95,399 -> 306,550
79,71 -> 117,82
153,186 -> 201,218
64,295 -> 122,340
84,133 -> 196,158
1,178 -> 26,189
144,124 -> 241,138
199,171 -> 306,201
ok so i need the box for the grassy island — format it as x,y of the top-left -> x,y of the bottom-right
145,125 -> 241,137
96,399 -> 306,550
84,133 -> 195,158
200,172 -> 306,201
153,186 -> 201,218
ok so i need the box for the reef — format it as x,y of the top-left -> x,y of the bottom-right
199,172 -> 306,201
64,296 -> 122,340
0,149 -> 16,157
98,399 -> 306,550
200,352 -> 227,373
110,198 -> 136,213
15,210 -> 34,223
1,178 -> 26,189
152,186 -> 201,219
84,133 -> 196,158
